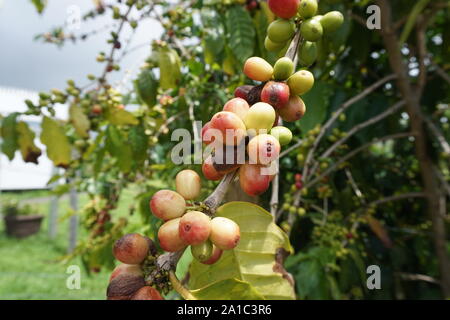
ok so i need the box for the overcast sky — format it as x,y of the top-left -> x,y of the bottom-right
0,0 -> 163,92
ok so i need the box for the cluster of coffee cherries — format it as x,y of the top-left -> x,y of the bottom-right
265,0 -> 344,61
150,170 -> 241,264
107,233 -> 163,300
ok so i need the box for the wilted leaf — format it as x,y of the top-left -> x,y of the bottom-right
226,6 -> 256,64
16,121 -> 41,164
40,117 -> 71,168
158,47 -> 181,90
69,104 -> 90,137
136,69 -> 158,107
1,113 -> 19,160
105,107 -> 139,126
189,202 -> 295,300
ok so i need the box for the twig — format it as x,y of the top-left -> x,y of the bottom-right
345,168 -> 366,204
397,272 -> 440,285
433,165 -> 450,198
432,62 -> 450,85
424,116 -> 450,155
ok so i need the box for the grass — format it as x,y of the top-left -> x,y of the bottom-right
0,188 -> 140,300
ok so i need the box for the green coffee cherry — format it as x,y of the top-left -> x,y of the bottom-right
270,126 -> 293,146
267,19 -> 295,43
298,41 -> 317,67
320,11 -> 344,34
273,57 -> 294,80
300,18 -> 323,42
297,0 -> 318,19
191,240 -> 213,263
264,36 -> 286,52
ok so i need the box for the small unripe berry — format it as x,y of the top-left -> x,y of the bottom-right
191,240 -> 213,262
176,170 -> 201,200
158,218 -> 188,252
201,245 -> 223,265
179,211 -> 211,245
113,233 -> 150,265
210,217 -> 240,250
150,190 -> 186,221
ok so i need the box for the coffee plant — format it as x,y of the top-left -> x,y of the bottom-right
1,0 -> 449,299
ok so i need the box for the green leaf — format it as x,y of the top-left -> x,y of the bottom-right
129,124 -> 148,164
201,9 -> 226,65
40,117 -> 71,168
136,69 -> 158,107
16,121 -> 42,164
158,47 -> 182,90
299,82 -> 332,133
69,104 -> 90,138
1,113 -> 19,160
189,202 -> 295,300
30,0 -> 46,14
226,6 -> 256,64
105,126 -> 133,173
105,107 -> 139,126
191,279 -> 265,300
399,0 -> 431,45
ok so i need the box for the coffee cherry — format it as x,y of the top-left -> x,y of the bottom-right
239,163 -> 273,196
300,18 -> 323,42
176,169 -> 201,200
150,190 -> 186,221
179,211 -> 212,245
201,121 -> 214,145
264,36 -> 286,52
287,70 -> 314,95
202,155 -> 224,181
270,126 -> 293,146
201,245 -> 223,265
277,95 -> 306,122
210,217 -> 240,250
158,218 -> 188,252
268,0 -> 300,19
211,144 -> 243,174
234,85 -> 254,102
273,57 -> 294,81
110,264 -> 143,282
244,102 -> 276,135
210,111 -> 247,146
298,41 -> 317,67
246,83 -> 264,105
243,57 -> 273,82
267,19 -> 295,43
107,273 -> 145,300
297,0 -> 317,19
223,98 -> 250,121
131,286 -> 164,300
247,134 -> 281,165
320,11 -> 344,34
113,233 -> 150,265
261,81 -> 290,109
191,240 -> 213,262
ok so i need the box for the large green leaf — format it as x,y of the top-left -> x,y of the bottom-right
105,126 -> 133,173
191,279 -> 265,300
201,9 -> 226,65
69,104 -> 90,138
158,47 -> 182,90
40,116 -> 71,167
189,202 -> 295,300
136,69 -> 158,107
226,6 -> 256,64
299,82 -> 332,133
105,107 -> 139,126
129,124 -> 148,164
16,121 -> 41,164
1,113 -> 19,160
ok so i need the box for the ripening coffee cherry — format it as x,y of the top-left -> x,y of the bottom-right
106,273 -> 145,300
201,245 -> 223,265
247,134 -> 281,165
247,84 -> 264,105
300,18 -> 323,42
113,233 -> 150,265
179,211 -> 212,245
210,217 -> 240,250
298,41 -> 317,67
287,70 -> 315,95
176,169 -> 201,200
223,98 -> 250,121
239,163 -> 273,196
297,0 -> 317,19
210,111 -> 247,146
320,11 -> 344,34
201,121 -> 214,145
131,286 -> 164,300
270,126 -> 293,146
110,264 -> 143,282
150,190 -> 186,221
261,81 -> 290,109
243,57 -> 273,82
244,102 -> 276,135
202,156 -> 224,181
211,144 -> 243,175
273,57 -> 294,81
191,240 -> 213,263
278,95 -> 306,122
267,19 -> 295,43
234,85 -> 254,102
158,218 -> 188,252
264,36 -> 286,52
268,0 -> 300,19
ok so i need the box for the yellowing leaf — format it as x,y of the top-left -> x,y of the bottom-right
40,116 -> 71,168
16,121 -> 41,164
190,279 -> 264,300
69,104 -> 90,137
189,202 -> 295,300
105,107 -> 138,126
158,47 -> 181,90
